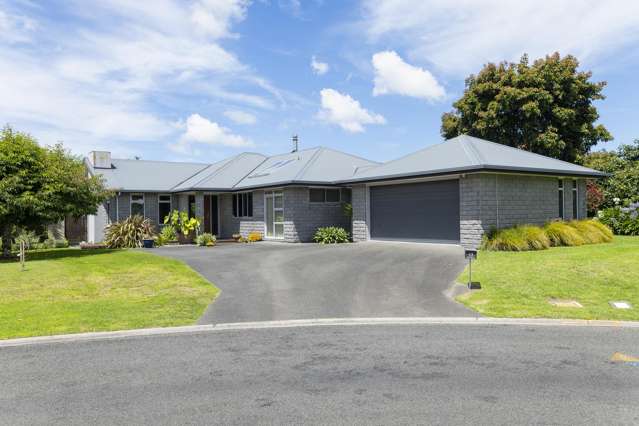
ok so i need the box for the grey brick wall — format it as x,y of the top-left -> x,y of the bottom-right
283,187 -> 350,242
460,174 -> 586,248
351,184 -> 368,242
219,191 -> 265,239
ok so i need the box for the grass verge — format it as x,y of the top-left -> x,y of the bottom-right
457,236 -> 639,320
0,249 -> 219,339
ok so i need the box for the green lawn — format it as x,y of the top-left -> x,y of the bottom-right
0,249 -> 219,339
457,236 -> 639,320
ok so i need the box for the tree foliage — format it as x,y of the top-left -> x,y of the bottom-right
0,126 -> 111,256
583,139 -> 639,208
441,53 -> 612,162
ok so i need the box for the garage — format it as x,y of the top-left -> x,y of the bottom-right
369,179 -> 460,243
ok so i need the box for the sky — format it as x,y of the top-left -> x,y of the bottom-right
1,0 -> 638,163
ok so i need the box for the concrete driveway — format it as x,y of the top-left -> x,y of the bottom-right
154,241 -> 475,323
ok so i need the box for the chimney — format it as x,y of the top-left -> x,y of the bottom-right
291,134 -> 299,153
88,151 -> 112,169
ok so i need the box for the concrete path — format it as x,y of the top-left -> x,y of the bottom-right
154,241 -> 475,323
1,322 -> 637,425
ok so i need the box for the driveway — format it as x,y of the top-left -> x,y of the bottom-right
154,241 -> 475,323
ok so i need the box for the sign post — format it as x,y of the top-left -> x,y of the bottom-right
464,249 -> 480,289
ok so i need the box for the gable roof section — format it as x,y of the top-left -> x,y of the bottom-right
89,158 -> 210,192
345,135 -> 605,183
233,147 -> 379,189
171,152 -> 267,192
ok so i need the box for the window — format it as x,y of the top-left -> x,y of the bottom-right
558,180 -> 564,219
341,188 -> 352,203
188,195 -> 196,218
159,195 -> 171,224
572,180 -> 578,219
309,188 -> 341,203
131,194 -> 144,217
232,192 -> 253,218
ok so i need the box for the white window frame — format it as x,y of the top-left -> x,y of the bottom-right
264,190 -> 284,239
232,191 -> 254,218
158,194 -> 172,225
308,187 -> 341,204
558,180 -> 565,219
130,193 -> 145,217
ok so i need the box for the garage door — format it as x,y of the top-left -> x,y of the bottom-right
370,180 -> 460,243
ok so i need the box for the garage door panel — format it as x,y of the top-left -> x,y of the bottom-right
370,180 -> 460,242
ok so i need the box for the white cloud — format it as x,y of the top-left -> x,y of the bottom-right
190,0 -> 248,38
224,109 -> 257,125
0,9 -> 36,43
311,56 -> 329,75
317,88 -> 385,133
175,113 -> 252,152
362,0 -> 639,75
372,50 -> 445,101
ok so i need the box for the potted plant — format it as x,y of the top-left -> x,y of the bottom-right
232,233 -> 242,242
164,210 -> 201,244
142,233 -> 155,248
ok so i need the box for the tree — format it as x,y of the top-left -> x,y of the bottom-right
583,139 -> 639,208
441,53 -> 612,163
0,126 -> 111,257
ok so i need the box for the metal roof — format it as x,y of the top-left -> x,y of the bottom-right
345,135 -> 605,183
89,135 -> 604,192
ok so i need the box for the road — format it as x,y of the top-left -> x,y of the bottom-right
1,323 -> 638,425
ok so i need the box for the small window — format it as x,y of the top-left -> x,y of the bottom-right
159,195 -> 171,224
558,180 -> 564,219
131,193 -> 145,217
233,192 -> 253,218
309,188 -> 341,203
188,195 -> 196,218
341,188 -> 352,203
572,180 -> 578,220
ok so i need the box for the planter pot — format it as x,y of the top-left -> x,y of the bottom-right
178,233 -> 194,244
142,239 -> 154,249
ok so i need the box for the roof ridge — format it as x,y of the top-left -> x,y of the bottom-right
292,147 -> 323,181
459,135 -> 484,165
231,154 -> 271,189
168,163 -> 216,191
320,146 -> 381,165
112,158 -> 210,166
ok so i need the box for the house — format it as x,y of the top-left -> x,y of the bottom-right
80,135 -> 604,248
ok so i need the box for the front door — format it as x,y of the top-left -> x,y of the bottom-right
265,190 -> 284,239
203,195 -> 219,236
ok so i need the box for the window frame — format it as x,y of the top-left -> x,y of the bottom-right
308,187 -> 342,204
130,193 -> 145,218
188,195 -> 196,219
572,179 -> 578,220
232,191 -> 254,218
158,194 -> 172,225
558,179 -> 564,219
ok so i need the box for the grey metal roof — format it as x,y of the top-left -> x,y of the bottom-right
90,135 -> 604,192
233,147 -> 379,189
89,158 -> 210,192
345,135 -> 605,183
171,153 -> 267,192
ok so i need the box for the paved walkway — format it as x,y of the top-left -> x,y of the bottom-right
154,241 -> 476,323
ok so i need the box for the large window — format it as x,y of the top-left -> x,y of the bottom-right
188,195 -> 196,218
572,180 -> 578,219
233,192 -> 253,218
131,193 -> 144,217
309,188 -> 341,203
159,195 -> 171,224
558,180 -> 564,219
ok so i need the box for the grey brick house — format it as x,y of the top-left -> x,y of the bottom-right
81,135 -> 604,248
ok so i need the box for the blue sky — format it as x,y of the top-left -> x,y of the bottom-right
1,0 -> 638,163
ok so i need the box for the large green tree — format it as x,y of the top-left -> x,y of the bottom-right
583,139 -> 639,208
0,126 -> 111,257
441,53 -> 612,162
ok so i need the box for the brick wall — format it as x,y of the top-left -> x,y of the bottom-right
219,191 -> 265,239
351,184 -> 368,242
282,187 -> 350,242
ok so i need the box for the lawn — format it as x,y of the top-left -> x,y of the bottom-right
0,249 -> 219,339
457,236 -> 639,321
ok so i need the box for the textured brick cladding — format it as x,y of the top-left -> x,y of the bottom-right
219,191 -> 265,239
283,187 -> 350,242
351,184 -> 368,242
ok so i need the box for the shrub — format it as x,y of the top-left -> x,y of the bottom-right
482,226 -> 539,251
543,221 -> 585,247
598,206 -> 639,235
160,225 -> 178,242
313,226 -> 350,244
104,215 -> 154,248
196,233 -> 216,247
80,242 -> 107,250
247,232 -> 262,242
14,230 -> 40,249
164,210 -> 201,238
568,220 -> 613,244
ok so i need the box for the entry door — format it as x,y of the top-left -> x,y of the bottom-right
211,195 -> 219,236
265,190 -> 284,239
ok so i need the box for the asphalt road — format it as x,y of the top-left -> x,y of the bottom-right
154,241 -> 474,323
1,323 -> 638,425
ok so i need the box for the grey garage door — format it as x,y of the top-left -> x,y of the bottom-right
370,180 -> 460,243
